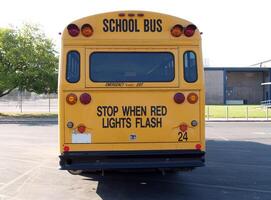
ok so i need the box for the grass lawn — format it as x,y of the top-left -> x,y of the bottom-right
206,105 -> 271,118
0,112 -> 58,118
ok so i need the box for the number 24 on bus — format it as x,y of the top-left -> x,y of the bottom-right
58,11 -> 205,175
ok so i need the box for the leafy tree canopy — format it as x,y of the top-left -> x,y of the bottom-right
0,24 -> 58,97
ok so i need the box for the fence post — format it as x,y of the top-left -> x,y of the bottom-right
246,105 -> 248,120
226,106 -> 228,120
207,106 -> 210,120
266,107 -> 268,120
20,90 -> 23,113
48,93 -> 51,113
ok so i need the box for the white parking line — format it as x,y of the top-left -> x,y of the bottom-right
208,133 -> 229,141
0,161 -> 48,192
253,132 -> 267,135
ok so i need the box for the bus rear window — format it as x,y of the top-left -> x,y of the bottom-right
183,51 -> 198,83
66,51 -> 80,83
89,52 -> 174,82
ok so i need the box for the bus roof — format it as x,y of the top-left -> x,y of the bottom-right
62,11 -> 201,46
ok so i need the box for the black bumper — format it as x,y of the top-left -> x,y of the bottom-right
59,150 -> 205,170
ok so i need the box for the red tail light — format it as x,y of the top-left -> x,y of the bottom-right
67,24 -> 80,37
81,24 -> 93,37
80,93 -> 91,105
184,24 -> 197,37
187,93 -> 198,104
179,123 -> 188,132
77,124 -> 86,133
66,93 -> 77,105
174,93 -> 185,104
171,24 -> 184,37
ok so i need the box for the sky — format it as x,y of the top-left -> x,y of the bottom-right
0,0 -> 271,67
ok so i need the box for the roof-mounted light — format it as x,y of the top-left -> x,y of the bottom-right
81,24 -> 93,37
67,24 -> 80,37
184,24 -> 197,37
171,24 -> 184,37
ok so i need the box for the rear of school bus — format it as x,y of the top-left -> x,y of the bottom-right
59,11 -> 205,173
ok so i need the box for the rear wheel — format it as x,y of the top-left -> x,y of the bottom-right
68,170 -> 83,175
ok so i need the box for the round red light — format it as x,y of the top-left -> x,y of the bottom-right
174,93 -> 185,104
171,24 -> 184,37
64,146 -> 70,152
179,123 -> 188,132
184,24 -> 197,37
80,93 -> 91,105
195,144 -> 202,150
67,24 -> 80,37
77,124 -> 86,133
81,24 -> 93,37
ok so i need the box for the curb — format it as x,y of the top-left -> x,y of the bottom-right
0,118 -> 58,123
206,120 -> 271,122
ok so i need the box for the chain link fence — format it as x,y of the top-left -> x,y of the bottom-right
0,90 -> 57,113
1,91 -> 270,121
206,105 -> 271,120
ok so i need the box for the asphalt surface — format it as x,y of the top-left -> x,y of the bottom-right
0,122 -> 270,200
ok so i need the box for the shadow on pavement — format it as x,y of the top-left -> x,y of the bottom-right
80,140 -> 271,200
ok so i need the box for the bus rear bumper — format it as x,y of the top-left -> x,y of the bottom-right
59,150 -> 205,171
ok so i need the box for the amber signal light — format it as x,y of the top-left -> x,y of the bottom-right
81,24 -> 93,37
66,93 -> 77,105
187,93 -> 198,104
171,24 -> 184,37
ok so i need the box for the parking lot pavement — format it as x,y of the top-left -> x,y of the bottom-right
0,122 -> 270,200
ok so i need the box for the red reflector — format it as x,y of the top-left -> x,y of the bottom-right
179,123 -> 188,132
80,93 -> 91,105
67,24 -> 80,37
174,93 -> 185,104
64,146 -> 70,152
184,24 -> 197,37
195,144 -> 201,150
77,124 -> 86,133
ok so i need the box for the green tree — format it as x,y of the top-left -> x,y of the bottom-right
0,24 -> 58,97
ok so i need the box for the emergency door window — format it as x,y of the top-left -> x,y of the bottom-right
89,52 -> 174,82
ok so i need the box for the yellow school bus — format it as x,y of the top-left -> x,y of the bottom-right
59,11 -> 205,174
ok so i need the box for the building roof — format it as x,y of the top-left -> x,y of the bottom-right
204,67 -> 271,72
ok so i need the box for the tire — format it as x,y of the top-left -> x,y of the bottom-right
67,170 -> 83,175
